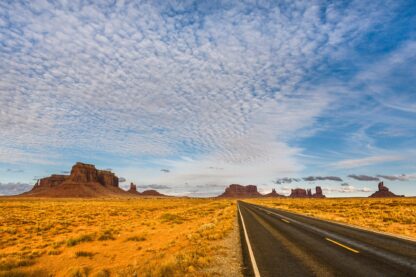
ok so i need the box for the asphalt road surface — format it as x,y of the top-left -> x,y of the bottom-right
238,201 -> 416,277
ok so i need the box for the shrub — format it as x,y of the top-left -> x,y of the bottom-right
126,235 -> 146,242
75,251 -> 94,258
0,258 -> 35,271
66,234 -> 94,247
160,213 -> 185,224
98,230 -> 115,241
0,269 -> 48,277
47,250 -> 62,255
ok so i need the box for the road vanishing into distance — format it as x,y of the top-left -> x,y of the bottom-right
238,201 -> 416,277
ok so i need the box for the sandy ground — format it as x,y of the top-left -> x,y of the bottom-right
204,213 -> 243,276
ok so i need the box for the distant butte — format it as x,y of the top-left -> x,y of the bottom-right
127,182 -> 167,197
369,182 -> 401,198
141,189 -> 166,197
218,184 -> 263,198
127,183 -> 141,195
20,162 -> 168,198
263,189 -> 283,197
289,186 -> 325,198
21,162 -> 128,197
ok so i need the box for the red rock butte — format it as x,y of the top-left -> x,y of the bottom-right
127,183 -> 167,197
141,189 -> 166,197
289,186 -> 325,198
263,189 -> 282,197
369,182 -> 401,198
20,162 -> 167,198
218,184 -> 262,198
20,162 -> 128,197
127,182 -> 141,195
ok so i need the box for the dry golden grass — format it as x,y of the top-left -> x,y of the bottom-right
246,197 -> 416,238
0,198 -> 237,277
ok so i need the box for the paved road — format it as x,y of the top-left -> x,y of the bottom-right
238,201 -> 416,277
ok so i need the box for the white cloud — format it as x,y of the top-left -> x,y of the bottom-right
0,182 -> 32,196
0,1 -> 404,189
332,155 -> 405,169
323,185 -> 372,193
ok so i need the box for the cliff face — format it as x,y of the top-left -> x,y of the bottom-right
97,170 -> 119,187
23,162 -> 127,197
218,184 -> 262,198
369,182 -> 400,198
68,163 -> 119,187
289,186 -> 325,198
69,163 -> 97,183
34,175 -> 69,189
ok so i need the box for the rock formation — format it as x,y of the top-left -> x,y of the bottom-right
21,162 -> 129,198
290,186 -> 325,198
369,182 -> 400,197
290,188 -> 307,197
66,162 -> 119,187
218,184 -> 262,198
315,186 -> 324,198
127,183 -> 141,195
140,189 -> 166,197
263,189 -> 282,197
32,175 -> 68,189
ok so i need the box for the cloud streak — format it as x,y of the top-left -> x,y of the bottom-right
303,176 -> 343,182
376,174 -> 416,181
136,184 -> 171,190
332,155 -> 405,169
348,175 -> 380,181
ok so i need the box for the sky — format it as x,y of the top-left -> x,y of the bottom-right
1,0 -> 416,197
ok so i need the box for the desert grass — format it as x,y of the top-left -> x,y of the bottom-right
246,197 -> 416,238
0,198 -> 237,276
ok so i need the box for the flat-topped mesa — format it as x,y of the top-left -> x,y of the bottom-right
290,186 -> 325,198
290,188 -> 307,197
23,162 -> 128,197
369,182 -> 400,197
218,184 -> 262,197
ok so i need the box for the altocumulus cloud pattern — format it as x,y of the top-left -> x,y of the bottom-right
1,1 -> 416,196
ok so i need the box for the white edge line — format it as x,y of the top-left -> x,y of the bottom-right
251,203 -> 416,243
238,203 -> 261,277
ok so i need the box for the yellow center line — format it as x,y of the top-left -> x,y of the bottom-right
281,218 -> 290,224
325,238 -> 360,253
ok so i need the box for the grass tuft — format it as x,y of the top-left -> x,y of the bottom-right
160,213 -> 185,224
126,235 -> 146,242
98,229 -> 115,241
75,251 -> 95,258
67,234 -> 94,246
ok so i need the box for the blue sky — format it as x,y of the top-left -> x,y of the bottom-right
1,0 -> 415,197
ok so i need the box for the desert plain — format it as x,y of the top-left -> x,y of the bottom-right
1,197 -> 415,277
